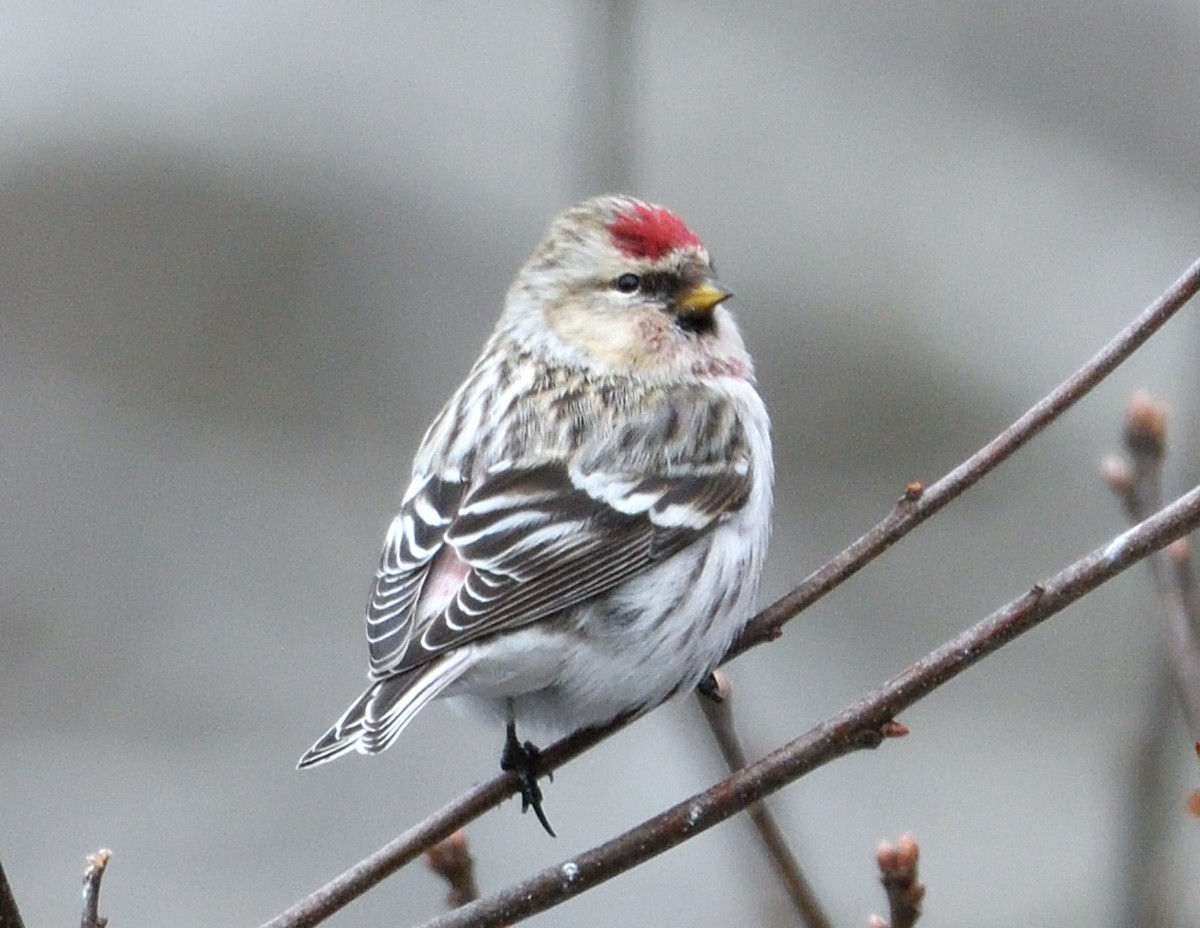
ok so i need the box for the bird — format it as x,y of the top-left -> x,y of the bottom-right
298,194 -> 773,835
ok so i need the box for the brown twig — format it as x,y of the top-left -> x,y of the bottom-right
869,835 -> 923,928
258,254 -> 1200,928
1163,536 -> 1200,735
732,255 -> 1200,660
1105,393 -> 1200,928
260,720 -> 636,928
412,483 -> 1200,928
697,671 -> 832,928
81,849 -> 111,928
1105,393 -> 1200,737
0,858 -> 28,928
1119,651 -> 1176,928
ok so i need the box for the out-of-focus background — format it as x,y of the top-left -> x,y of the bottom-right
3,4 -> 1198,926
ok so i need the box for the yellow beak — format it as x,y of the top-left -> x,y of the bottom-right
678,280 -> 733,314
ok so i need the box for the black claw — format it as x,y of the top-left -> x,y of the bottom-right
696,671 -> 724,703
501,722 -> 557,837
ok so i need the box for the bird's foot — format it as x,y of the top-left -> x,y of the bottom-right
501,721 -> 556,837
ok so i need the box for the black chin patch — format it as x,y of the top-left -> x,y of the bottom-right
674,311 -> 716,336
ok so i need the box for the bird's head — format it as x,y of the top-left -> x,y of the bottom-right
501,195 -> 747,380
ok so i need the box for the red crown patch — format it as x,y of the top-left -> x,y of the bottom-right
608,203 -> 701,261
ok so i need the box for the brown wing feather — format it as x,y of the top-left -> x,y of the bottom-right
393,461 -> 750,670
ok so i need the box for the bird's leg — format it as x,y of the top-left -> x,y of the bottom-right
696,670 -> 724,703
500,710 -> 556,837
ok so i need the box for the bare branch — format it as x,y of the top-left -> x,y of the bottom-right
1106,393 -> 1200,738
871,834 -> 924,928
81,849 -> 111,928
697,671 -> 832,928
1107,393 -> 1200,928
259,721 -> 628,928
1163,538 -> 1200,735
1119,654 -> 1177,928
259,254 -> 1200,928
0,858 -> 28,928
412,483 -> 1200,928
732,254 -> 1200,659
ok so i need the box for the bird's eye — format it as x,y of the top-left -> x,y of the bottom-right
614,273 -> 641,294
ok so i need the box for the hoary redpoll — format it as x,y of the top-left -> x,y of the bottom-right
299,195 -> 773,834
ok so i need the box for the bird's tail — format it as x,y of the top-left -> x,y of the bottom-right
297,651 -> 472,769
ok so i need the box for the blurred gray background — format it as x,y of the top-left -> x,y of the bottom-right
3,4 -> 1199,926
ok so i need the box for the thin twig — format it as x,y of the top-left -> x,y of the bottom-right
731,254 -> 1200,660
697,671 -> 832,928
259,722 -> 624,928
1119,650 -> 1176,928
1105,393 -> 1200,737
413,484 -> 1200,928
1105,393 -> 1200,928
1163,538 -> 1200,733
80,849 -> 111,928
869,834 -> 924,928
0,858 -> 28,928
259,254 -> 1200,928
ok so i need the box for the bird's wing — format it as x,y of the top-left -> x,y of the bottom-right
376,456 -> 751,674
365,474 -> 468,677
